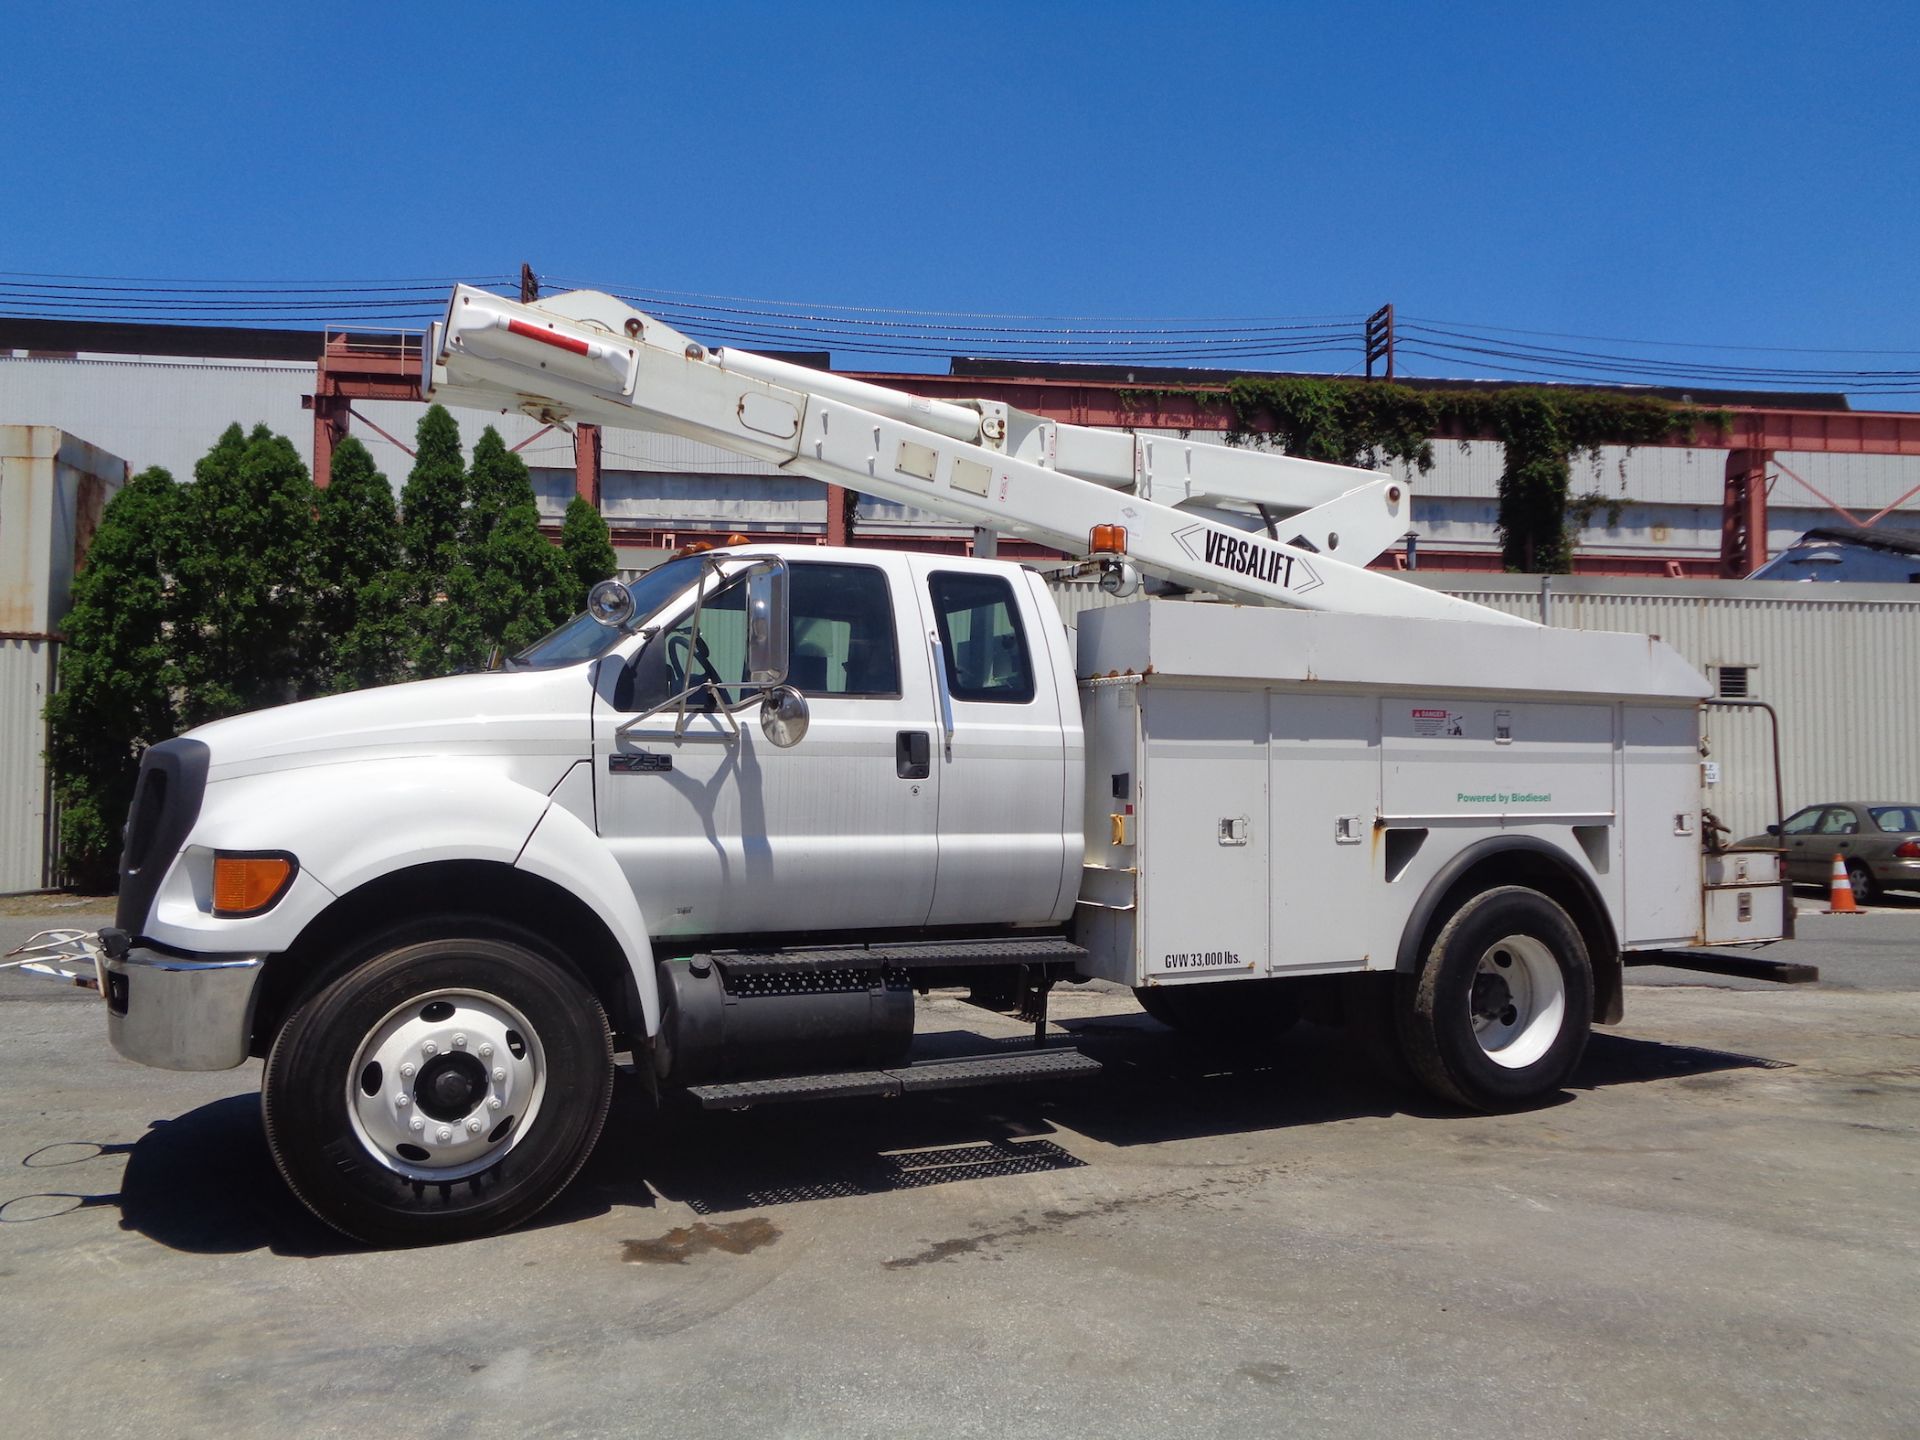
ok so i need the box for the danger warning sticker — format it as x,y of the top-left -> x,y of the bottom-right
1411,708 -> 1465,738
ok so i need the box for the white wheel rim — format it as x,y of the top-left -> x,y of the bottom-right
1468,934 -> 1566,1070
345,988 -> 548,1182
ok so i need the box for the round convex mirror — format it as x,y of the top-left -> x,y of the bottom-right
587,579 -> 636,627
759,686 -> 810,748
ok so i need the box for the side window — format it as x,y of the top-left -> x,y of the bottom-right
621,578 -> 751,712
619,562 -> 902,711
1780,808 -> 1822,836
1816,807 -> 1859,835
789,563 -> 901,697
927,571 -> 1035,704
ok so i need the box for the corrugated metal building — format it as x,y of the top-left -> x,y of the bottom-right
6,344 -> 1919,563
0,427 -> 126,892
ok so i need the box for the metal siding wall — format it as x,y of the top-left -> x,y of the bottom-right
0,357 -> 313,484
0,639 -> 57,893
1425,579 -> 1920,839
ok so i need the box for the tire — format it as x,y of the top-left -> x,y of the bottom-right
262,925 -> 614,1247
1846,858 -> 1876,906
1396,886 -> 1593,1111
1133,978 -> 1302,1045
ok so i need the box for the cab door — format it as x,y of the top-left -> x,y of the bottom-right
592,555 -> 941,939
905,558 -> 1074,926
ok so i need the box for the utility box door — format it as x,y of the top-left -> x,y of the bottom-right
1269,693 -> 1379,971
1622,705 -> 1705,946
1138,687 -> 1269,981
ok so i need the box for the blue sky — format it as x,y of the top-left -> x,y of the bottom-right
5,1 -> 1917,403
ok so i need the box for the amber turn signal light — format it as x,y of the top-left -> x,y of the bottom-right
1089,524 -> 1127,554
212,853 -> 296,917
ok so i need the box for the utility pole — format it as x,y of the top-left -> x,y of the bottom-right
1365,304 -> 1395,380
520,263 -> 539,303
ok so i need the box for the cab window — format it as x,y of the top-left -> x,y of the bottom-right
927,571 -> 1035,704
619,561 -> 900,710
788,564 -> 900,697
621,577 -> 752,712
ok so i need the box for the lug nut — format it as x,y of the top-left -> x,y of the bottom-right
487,1096 -> 502,1110
422,1042 -> 438,1057
453,1033 -> 467,1049
437,1127 -> 453,1143
399,1062 -> 416,1078
492,1068 -> 505,1082
468,1119 -> 484,1134
478,1044 -> 493,1059
395,1094 -> 410,1109
410,1117 -> 425,1133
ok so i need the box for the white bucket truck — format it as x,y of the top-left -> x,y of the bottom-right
9,286 -> 1800,1245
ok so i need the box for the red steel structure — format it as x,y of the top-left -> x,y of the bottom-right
308,342 -> 1920,578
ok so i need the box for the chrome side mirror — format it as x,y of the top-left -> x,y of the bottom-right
588,578 -> 636,628
744,559 -> 789,686
759,686 -> 810,748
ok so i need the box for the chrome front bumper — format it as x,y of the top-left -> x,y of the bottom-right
3,928 -> 264,1071
107,946 -> 265,1071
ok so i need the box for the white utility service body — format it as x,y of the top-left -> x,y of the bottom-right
11,285 -> 1797,1247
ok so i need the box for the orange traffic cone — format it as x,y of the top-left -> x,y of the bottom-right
1826,854 -> 1862,914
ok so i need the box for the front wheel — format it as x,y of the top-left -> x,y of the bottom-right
1846,858 -> 1876,906
1397,887 -> 1593,1111
262,928 -> 614,1246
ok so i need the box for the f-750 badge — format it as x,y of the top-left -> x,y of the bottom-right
1173,523 -> 1323,594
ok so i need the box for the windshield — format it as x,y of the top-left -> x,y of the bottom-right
508,554 -> 710,670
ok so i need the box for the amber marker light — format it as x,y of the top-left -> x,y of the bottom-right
1089,524 -> 1128,554
211,852 -> 297,918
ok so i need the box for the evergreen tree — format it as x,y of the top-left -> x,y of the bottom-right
169,424 -> 318,726
396,405 -> 474,678
312,437 -> 406,693
399,405 -> 467,574
559,494 -> 618,612
45,467 -> 183,888
462,427 -> 573,659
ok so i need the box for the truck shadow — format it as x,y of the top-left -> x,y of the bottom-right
49,1019 -> 1784,1251
635,1018 -> 1787,1216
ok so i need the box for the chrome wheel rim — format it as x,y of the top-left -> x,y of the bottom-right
346,988 -> 547,1182
1468,934 -> 1565,1069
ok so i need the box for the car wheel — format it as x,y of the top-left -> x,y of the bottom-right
1846,859 -> 1876,906
262,925 -> 614,1247
1396,886 -> 1594,1111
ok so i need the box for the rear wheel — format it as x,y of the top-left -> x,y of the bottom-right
262,926 -> 614,1247
1397,887 -> 1593,1111
1846,858 -> 1876,906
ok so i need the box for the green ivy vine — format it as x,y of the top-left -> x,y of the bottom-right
1118,377 -> 1727,573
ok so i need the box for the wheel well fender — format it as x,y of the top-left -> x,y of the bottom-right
1396,835 -> 1624,1025
250,855 -> 654,1060
512,799 -> 658,1037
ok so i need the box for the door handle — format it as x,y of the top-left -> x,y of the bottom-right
896,730 -> 931,780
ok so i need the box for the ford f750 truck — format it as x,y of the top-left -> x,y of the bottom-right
10,286 -> 1796,1245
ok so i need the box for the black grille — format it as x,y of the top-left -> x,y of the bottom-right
116,738 -> 211,935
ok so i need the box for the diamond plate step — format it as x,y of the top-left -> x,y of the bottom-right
685,1047 -> 1102,1109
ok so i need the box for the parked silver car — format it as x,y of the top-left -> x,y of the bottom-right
1738,802 -> 1920,904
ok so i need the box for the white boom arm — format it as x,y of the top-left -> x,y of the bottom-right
425,286 -> 1528,626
